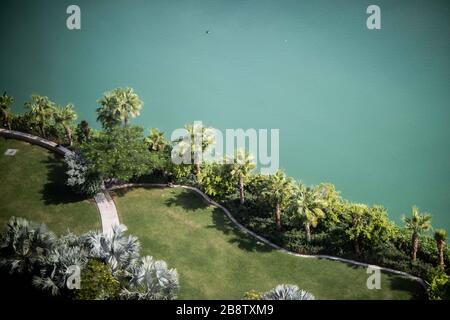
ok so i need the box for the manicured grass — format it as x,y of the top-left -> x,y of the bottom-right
114,187 -> 425,300
0,138 -> 100,235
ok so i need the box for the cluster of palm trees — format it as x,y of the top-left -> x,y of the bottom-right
0,217 -> 179,300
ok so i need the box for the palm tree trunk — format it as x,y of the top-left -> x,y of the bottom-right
64,125 -> 73,146
412,233 -> 418,261
275,203 -> 282,231
438,240 -> 445,269
40,122 -> 45,138
354,240 -> 361,256
239,174 -> 245,205
305,222 -> 311,242
195,162 -> 201,175
124,115 -> 128,126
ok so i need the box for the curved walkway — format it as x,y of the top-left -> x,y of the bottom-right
0,128 -> 119,235
0,128 -> 426,290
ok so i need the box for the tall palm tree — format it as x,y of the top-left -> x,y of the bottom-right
97,87 -> 143,128
173,123 -> 215,175
261,170 -> 294,231
0,91 -> 14,130
291,183 -> 327,242
230,149 -> 256,205
24,94 -> 56,137
434,229 -> 447,269
146,128 -> 167,152
403,206 -> 432,261
54,104 -> 77,146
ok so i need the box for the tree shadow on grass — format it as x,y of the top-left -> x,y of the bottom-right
208,207 -> 273,253
388,275 -> 427,300
40,155 -> 89,205
164,189 -> 209,212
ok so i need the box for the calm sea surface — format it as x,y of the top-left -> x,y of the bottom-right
1,0 -> 449,229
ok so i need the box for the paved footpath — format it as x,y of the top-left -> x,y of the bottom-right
0,128 -> 120,235
94,190 -> 120,235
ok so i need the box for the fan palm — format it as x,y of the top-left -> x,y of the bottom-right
403,206 -> 432,261
262,284 -> 315,300
146,128 -> 167,152
54,104 -> 77,146
434,229 -> 447,269
291,183 -> 327,242
24,94 -> 56,137
85,224 -> 140,275
261,170 -> 294,231
121,255 -> 179,300
0,216 -> 55,274
230,149 -> 256,204
0,91 -> 14,130
97,87 -> 143,128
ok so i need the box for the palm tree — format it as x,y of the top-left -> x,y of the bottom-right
173,123 -> 216,175
121,256 -> 179,300
262,284 -> 315,300
146,128 -> 167,152
76,120 -> 91,143
0,91 -> 14,130
261,170 -> 294,231
434,229 -> 447,269
403,206 -> 432,261
291,183 -> 327,242
0,216 -> 55,274
54,104 -> 77,146
97,87 -> 143,128
24,94 -> 56,137
85,224 -> 140,275
230,149 -> 256,204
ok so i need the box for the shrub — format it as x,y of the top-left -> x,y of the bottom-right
262,284 -> 315,300
427,268 -> 450,300
74,260 -> 120,300
243,290 -> 263,300
64,151 -> 102,196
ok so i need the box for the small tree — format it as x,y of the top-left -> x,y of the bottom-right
290,183 -> 327,242
146,128 -> 168,152
54,104 -> 77,146
403,206 -> 432,261
24,94 -> 56,137
345,203 -> 394,255
230,149 -> 256,205
75,120 -> 91,144
261,170 -> 294,231
0,91 -> 14,130
81,126 -> 153,183
434,229 -> 447,269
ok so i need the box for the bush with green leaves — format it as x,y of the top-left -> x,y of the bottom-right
427,268 -> 450,300
74,260 -> 120,300
64,151 -> 102,197
197,161 -> 235,199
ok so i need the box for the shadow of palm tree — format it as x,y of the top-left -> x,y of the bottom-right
164,189 -> 208,212
40,155 -> 88,205
207,207 -> 273,253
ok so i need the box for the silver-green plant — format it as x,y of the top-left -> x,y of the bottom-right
262,284 -> 315,300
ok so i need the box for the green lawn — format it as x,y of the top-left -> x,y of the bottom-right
0,138 -> 100,235
113,187 -> 425,300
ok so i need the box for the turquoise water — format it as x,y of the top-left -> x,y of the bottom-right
1,0 -> 449,229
